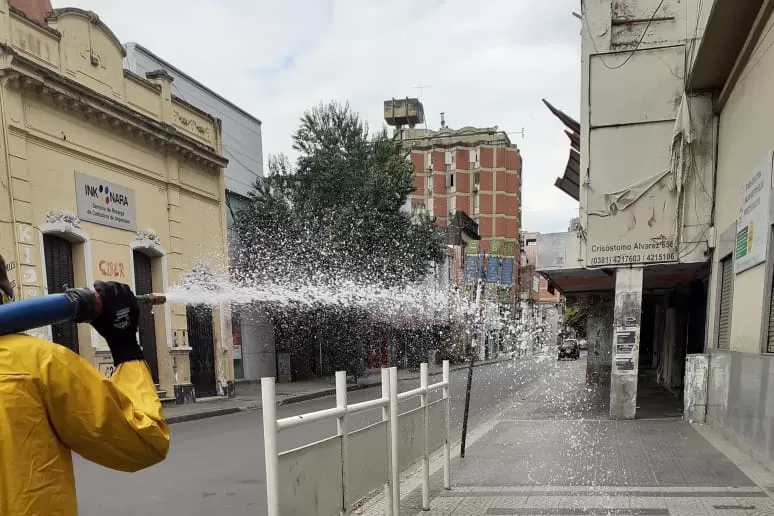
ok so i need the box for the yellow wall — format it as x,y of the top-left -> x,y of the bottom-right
0,5 -> 231,395
707,11 -> 774,353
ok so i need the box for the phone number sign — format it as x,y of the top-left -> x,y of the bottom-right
588,237 -> 677,267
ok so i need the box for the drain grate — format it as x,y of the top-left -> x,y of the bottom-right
712,505 -> 756,510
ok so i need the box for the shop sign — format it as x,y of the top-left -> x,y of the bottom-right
588,236 -> 677,267
735,152 -> 772,274
75,172 -> 137,231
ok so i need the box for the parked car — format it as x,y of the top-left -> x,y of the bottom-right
558,339 -> 580,360
578,338 -> 588,351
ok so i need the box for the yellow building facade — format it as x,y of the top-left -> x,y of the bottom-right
0,4 -> 235,402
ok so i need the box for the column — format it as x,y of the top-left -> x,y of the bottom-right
610,267 -> 644,420
585,297 -> 613,385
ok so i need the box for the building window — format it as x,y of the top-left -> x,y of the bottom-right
446,164 -> 455,189
717,255 -> 733,350
449,195 -> 456,215
473,192 -> 480,214
426,174 -> 432,195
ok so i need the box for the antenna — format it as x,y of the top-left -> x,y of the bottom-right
413,85 -> 432,129
507,127 -> 526,139
413,85 -> 432,104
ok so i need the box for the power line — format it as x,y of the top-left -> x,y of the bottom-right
582,0 -> 667,70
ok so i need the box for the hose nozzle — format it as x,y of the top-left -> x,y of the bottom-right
136,293 -> 167,306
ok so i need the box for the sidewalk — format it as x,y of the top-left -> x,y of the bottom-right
357,357 -> 774,515
162,356 -> 509,424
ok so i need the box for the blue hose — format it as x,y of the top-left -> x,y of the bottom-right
0,294 -> 77,336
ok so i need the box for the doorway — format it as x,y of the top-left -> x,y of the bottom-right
133,251 -> 159,383
187,305 -> 217,397
43,234 -> 78,353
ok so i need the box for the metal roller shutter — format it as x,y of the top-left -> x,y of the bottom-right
43,234 -> 79,354
717,257 -> 733,350
767,263 -> 774,353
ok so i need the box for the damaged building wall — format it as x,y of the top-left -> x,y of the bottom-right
580,0 -> 715,268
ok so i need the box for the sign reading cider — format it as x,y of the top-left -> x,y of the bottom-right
75,172 -> 137,231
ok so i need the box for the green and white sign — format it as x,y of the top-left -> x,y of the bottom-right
735,152 -> 772,274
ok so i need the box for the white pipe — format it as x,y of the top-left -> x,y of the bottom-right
277,406 -> 347,431
261,377 -> 279,516
442,360 -> 451,490
420,363 -> 430,510
390,367 -> 400,515
397,386 -> 425,401
381,368 -> 393,516
336,371 -> 349,515
348,397 -> 389,414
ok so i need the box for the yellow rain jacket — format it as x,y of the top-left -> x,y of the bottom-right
0,334 -> 170,516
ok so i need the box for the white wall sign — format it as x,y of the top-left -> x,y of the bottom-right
588,237 -> 677,267
735,152 -> 772,274
75,172 -> 137,231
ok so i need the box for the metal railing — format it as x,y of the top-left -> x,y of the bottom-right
262,361 -> 451,516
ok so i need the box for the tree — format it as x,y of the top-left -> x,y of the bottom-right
232,101 -> 446,378
564,302 -> 588,337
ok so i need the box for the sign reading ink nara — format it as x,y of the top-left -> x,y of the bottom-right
75,172 -> 137,231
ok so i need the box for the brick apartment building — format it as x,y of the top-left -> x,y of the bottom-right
384,99 -> 523,298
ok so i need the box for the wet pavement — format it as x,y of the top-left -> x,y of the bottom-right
357,357 -> 774,516
74,354 -> 544,516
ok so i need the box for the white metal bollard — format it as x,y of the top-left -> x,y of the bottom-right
420,363 -> 430,510
261,377 -> 280,516
442,360 -> 451,490
381,368 -> 394,516
389,367 -> 400,515
336,371 -> 349,515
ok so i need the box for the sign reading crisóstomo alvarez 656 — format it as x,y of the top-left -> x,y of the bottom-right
75,172 -> 137,231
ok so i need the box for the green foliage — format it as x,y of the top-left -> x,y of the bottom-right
232,101 -> 446,378
234,100 -> 444,286
564,302 -> 588,337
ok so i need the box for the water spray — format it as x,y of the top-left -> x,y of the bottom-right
0,289 -> 167,337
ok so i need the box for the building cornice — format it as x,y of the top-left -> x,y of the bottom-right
0,46 -> 228,171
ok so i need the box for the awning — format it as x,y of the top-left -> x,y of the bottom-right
543,99 -> 580,201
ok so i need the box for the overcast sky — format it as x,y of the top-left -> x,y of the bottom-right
55,0 -> 581,233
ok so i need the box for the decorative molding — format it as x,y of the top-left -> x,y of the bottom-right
173,110 -> 211,138
136,227 -> 161,248
3,60 -> 227,170
44,209 -> 81,228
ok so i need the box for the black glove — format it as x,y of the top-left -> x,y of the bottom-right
90,281 -> 145,366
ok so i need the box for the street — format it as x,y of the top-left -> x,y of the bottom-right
74,352 -> 561,515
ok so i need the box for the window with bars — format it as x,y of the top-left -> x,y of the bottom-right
717,256 -> 733,350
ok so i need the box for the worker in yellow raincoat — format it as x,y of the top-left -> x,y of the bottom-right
0,253 -> 170,515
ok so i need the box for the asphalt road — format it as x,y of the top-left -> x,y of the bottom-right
74,351 -> 563,516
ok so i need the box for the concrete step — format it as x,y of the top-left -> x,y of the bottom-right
160,397 -> 177,408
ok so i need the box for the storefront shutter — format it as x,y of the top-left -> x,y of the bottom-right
43,234 -> 79,354
717,256 -> 733,350
767,264 -> 774,353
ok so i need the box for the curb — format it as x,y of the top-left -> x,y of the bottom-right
165,357 -> 515,425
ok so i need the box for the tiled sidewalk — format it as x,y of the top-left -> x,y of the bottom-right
357,358 -> 774,515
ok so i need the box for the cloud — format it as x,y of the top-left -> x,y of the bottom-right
53,0 -> 581,233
